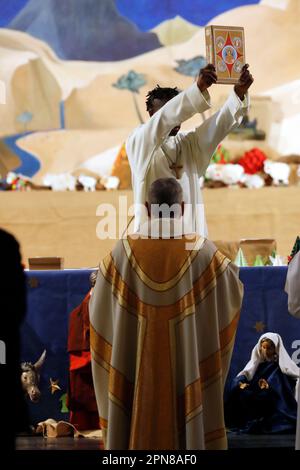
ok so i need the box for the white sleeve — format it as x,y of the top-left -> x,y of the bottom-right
285,252 -> 300,318
185,90 -> 249,176
125,82 -> 211,180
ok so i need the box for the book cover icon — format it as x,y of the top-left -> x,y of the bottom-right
205,25 -> 245,84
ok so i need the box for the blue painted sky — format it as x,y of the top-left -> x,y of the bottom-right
0,0 -> 28,26
115,0 -> 261,30
1,1 -> 261,29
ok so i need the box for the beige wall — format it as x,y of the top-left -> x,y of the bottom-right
0,188 -> 299,268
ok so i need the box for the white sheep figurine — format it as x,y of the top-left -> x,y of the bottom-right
264,160 -> 290,185
205,164 -> 224,181
221,164 -> 244,186
205,163 -> 244,186
240,173 -> 265,189
78,175 -> 97,192
43,173 -> 76,191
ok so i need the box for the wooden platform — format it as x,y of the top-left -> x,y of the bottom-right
16,435 -> 103,451
15,433 -> 295,450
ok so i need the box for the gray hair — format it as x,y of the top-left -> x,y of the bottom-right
148,178 -> 183,218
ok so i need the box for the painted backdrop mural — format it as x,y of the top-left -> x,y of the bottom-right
1,0 -> 260,61
0,0 -> 299,182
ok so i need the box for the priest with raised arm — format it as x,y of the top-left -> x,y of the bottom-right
126,63 -> 254,236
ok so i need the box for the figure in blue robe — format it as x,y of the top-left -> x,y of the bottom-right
225,332 -> 299,434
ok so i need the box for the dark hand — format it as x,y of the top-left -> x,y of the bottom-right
234,64 -> 254,100
197,64 -> 217,93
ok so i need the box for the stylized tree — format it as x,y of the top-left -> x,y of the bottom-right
234,248 -> 248,267
253,255 -> 265,266
174,56 -> 207,77
59,393 -> 69,413
113,70 -> 146,124
17,111 -> 33,132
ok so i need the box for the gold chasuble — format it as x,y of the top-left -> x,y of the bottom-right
89,233 -> 243,450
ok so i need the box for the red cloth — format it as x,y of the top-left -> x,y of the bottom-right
68,292 -> 91,352
70,351 -> 91,371
67,292 -> 99,430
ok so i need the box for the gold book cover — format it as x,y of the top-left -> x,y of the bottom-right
205,25 -> 245,84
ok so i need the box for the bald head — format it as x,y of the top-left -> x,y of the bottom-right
147,178 -> 183,218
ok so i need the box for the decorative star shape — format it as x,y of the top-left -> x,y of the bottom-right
217,33 -> 243,75
254,321 -> 266,333
49,378 -> 61,395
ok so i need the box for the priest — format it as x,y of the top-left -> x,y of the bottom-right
125,63 -> 253,236
89,177 -> 244,450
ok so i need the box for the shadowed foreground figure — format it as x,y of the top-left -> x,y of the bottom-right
89,178 -> 244,450
225,332 -> 299,434
0,229 -> 28,452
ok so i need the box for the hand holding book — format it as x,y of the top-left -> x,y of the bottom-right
234,63 -> 254,101
197,64 -> 217,92
196,62 -> 253,100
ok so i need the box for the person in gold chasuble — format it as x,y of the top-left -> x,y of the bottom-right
89,178 -> 244,450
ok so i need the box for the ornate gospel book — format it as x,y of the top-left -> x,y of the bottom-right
205,25 -> 245,84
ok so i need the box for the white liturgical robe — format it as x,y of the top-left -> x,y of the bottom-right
285,251 -> 300,450
125,82 -> 249,236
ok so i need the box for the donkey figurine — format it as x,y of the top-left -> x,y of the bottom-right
20,350 -> 46,403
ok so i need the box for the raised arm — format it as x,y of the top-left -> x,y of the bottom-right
125,65 -> 218,179
187,64 -> 254,175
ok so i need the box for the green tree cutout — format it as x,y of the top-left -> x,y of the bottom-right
174,56 -> 207,122
59,393 -> 69,413
234,248 -> 248,267
113,70 -> 146,124
253,255 -> 265,266
17,111 -> 33,132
